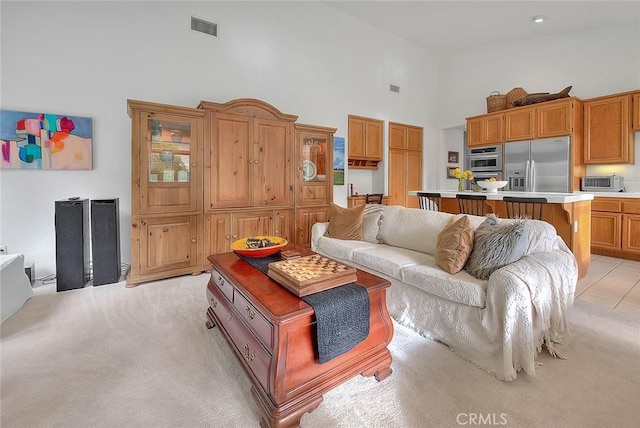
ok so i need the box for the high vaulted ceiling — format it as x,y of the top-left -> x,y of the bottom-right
324,1 -> 640,52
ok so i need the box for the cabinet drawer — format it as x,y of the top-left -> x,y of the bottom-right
233,289 -> 274,350
225,305 -> 272,394
592,200 -> 622,213
212,269 -> 234,302
207,284 -> 233,325
622,202 -> 640,214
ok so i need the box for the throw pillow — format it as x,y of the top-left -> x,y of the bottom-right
362,211 -> 383,243
324,203 -> 365,240
465,214 -> 528,280
435,215 -> 475,274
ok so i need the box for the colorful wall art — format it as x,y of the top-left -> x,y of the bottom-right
333,136 -> 345,185
0,110 -> 92,170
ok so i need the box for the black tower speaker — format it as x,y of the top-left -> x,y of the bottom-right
55,198 -> 90,292
91,198 -> 121,286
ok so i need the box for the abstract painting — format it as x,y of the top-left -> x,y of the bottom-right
333,136 -> 345,185
0,110 -> 92,170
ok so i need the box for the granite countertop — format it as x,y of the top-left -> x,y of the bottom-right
408,190 -> 594,203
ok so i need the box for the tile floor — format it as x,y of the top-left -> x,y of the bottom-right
576,255 -> 640,315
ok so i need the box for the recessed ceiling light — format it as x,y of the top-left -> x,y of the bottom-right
532,15 -> 545,23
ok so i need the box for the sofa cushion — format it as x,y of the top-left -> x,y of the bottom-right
435,215 -> 475,274
325,203 -> 364,240
465,215 -> 528,280
400,260 -> 487,308
377,206 -> 458,255
350,245 -> 433,279
315,236 -> 379,262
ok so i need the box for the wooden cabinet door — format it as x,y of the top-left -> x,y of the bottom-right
205,213 -> 232,255
505,108 -> 535,141
253,118 -> 292,206
387,149 -> 406,206
210,113 -> 252,208
632,93 -> 640,131
590,211 -> 622,250
365,119 -> 383,160
584,95 -> 632,164
389,123 -> 406,149
138,112 -> 202,215
537,101 -> 572,137
295,124 -> 334,207
273,209 -> 293,242
233,210 -> 272,241
348,116 -> 366,158
138,215 -> 201,275
466,118 -> 483,146
405,150 -> 422,209
407,126 -> 423,151
622,214 -> 640,254
296,207 -> 329,247
484,114 -> 504,144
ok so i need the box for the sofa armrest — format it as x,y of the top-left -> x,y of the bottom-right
311,222 -> 329,251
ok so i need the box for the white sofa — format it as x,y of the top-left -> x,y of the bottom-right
311,205 -> 577,381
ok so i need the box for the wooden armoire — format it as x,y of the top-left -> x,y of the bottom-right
127,98 -> 335,286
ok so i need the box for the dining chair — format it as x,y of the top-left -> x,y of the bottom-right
456,194 -> 487,216
417,192 -> 441,211
365,193 -> 384,204
503,196 -> 548,220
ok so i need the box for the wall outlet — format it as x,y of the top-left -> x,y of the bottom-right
0,245 -> 7,254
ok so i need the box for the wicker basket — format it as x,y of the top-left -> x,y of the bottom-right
486,91 -> 507,113
506,87 -> 528,109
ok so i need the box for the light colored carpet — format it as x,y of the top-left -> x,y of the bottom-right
1,274 -> 639,428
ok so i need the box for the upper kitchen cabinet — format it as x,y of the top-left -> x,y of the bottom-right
128,100 -> 204,215
632,92 -> 640,131
200,99 -> 298,208
348,115 -> 383,169
505,98 -> 580,141
583,92 -> 635,164
466,112 -> 504,147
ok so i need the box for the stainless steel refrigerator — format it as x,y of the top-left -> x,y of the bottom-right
504,136 -> 571,193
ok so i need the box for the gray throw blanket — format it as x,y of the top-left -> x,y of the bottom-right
237,253 -> 370,363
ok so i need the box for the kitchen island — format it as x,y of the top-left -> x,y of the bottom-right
409,190 -> 594,278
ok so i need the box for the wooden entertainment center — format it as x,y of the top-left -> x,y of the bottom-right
205,249 -> 393,428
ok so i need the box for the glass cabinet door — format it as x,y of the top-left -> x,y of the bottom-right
139,112 -> 201,214
301,135 -> 328,183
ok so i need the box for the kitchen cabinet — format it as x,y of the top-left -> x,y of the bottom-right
583,93 -> 635,164
348,115 -> 383,168
632,92 -> 640,131
294,123 -> 336,246
591,197 -> 640,260
205,209 -> 293,257
388,122 -> 423,208
504,98 -> 579,141
127,100 -> 205,286
466,112 -> 504,147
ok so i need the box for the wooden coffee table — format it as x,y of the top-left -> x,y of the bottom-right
205,248 -> 393,428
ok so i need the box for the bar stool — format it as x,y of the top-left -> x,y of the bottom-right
503,196 -> 547,220
365,193 -> 383,204
417,192 -> 441,211
456,194 -> 487,216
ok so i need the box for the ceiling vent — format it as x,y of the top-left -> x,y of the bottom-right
191,16 -> 218,37
390,84 -> 400,93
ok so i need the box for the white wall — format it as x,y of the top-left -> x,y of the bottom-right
0,1 -> 439,277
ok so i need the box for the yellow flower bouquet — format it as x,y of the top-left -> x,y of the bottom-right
452,168 -> 474,191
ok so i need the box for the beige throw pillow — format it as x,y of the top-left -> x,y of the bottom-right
435,215 -> 475,274
325,203 -> 365,240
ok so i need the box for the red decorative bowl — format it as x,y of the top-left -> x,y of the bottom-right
231,236 -> 288,258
